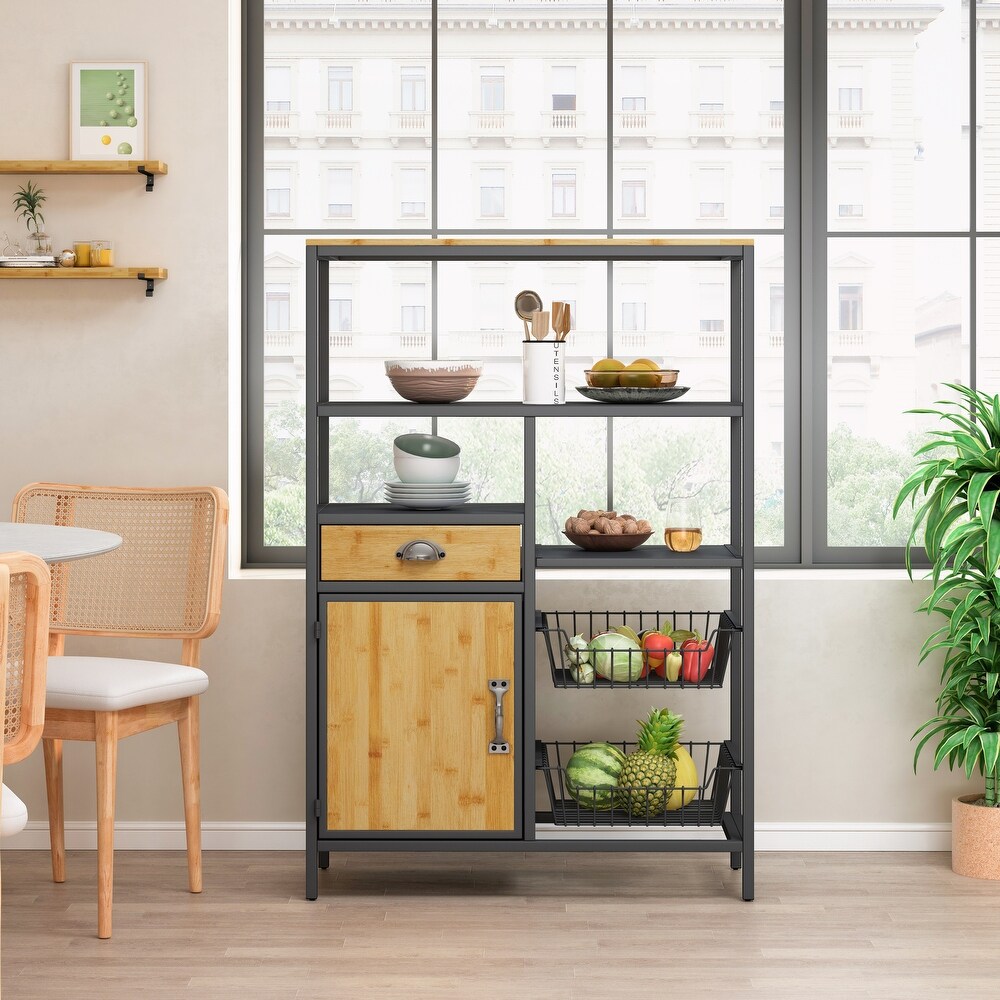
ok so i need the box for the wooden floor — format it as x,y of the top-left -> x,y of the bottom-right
2,850 -> 999,998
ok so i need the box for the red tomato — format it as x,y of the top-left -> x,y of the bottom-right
641,632 -> 674,677
680,639 -> 714,683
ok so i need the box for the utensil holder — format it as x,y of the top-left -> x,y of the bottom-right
522,340 -> 565,405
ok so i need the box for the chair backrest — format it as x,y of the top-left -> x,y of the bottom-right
11,484 -> 228,643
0,552 -> 51,766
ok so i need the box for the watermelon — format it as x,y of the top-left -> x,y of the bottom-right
565,742 -> 626,810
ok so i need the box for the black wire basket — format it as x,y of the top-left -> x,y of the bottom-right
536,739 -> 737,828
537,610 -> 738,689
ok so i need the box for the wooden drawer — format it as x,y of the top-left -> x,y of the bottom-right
320,524 -> 522,582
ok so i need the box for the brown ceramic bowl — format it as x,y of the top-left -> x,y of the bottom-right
387,373 -> 481,403
563,531 -> 653,552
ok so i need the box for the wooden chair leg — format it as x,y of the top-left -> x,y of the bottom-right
95,711 -> 119,940
42,738 -> 66,883
177,696 -> 202,893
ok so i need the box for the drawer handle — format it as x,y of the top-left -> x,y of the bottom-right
396,539 -> 446,562
489,679 -> 510,755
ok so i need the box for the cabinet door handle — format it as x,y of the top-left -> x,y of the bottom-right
395,539 -> 446,562
488,679 -> 510,754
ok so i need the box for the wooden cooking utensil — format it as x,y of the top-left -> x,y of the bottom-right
530,310 -> 550,340
514,289 -> 543,341
552,301 -> 571,342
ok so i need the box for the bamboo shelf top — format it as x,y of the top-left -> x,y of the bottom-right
0,160 -> 168,176
0,267 -> 166,279
307,237 -> 753,247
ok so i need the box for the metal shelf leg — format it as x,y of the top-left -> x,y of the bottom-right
319,851 -> 330,870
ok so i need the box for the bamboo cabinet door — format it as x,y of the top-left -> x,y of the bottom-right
323,596 -> 521,836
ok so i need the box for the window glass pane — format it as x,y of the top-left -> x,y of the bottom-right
265,167 -> 291,217
264,0 -> 430,231
978,239 -> 1000,394
327,168 -> 352,218
438,0 -> 606,229
978,5 -> 1000,228
436,419 -> 525,503
535,418 -> 607,545
828,0 -> 967,231
826,237 -> 970,548
479,167 -> 505,217
399,167 -> 426,218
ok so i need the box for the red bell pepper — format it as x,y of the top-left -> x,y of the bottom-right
680,638 -> 714,683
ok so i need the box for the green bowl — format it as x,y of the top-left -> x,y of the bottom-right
393,433 -> 461,459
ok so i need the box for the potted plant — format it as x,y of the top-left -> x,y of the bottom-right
12,181 -> 51,255
895,382 -> 1000,878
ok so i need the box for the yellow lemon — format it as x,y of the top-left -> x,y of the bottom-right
101,135 -> 112,145
629,358 -> 661,371
592,357 -> 625,372
666,746 -> 699,811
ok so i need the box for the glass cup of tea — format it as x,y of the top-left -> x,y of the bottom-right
663,499 -> 703,553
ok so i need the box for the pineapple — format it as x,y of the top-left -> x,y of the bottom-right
616,708 -> 684,816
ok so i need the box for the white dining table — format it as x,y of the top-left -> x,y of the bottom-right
0,522 -> 122,563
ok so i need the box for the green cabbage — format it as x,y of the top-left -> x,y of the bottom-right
589,632 -> 642,682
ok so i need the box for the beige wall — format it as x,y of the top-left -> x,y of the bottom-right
0,0 -> 974,836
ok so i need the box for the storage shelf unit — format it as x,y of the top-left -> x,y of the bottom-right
0,160 -> 167,190
305,238 -> 754,901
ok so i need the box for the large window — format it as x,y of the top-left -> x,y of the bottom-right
248,0 -> 788,565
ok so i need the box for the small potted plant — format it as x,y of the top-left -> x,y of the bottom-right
12,181 -> 51,255
895,382 -> 1000,878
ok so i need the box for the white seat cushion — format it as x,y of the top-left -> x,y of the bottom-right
46,656 -> 209,712
1,784 -> 28,838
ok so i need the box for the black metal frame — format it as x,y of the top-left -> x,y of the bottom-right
305,238 -> 754,902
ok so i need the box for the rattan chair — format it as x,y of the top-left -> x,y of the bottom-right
0,552 -> 51,837
12,484 -> 228,939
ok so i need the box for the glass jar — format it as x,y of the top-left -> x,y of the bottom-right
73,241 -> 92,267
28,231 -> 52,256
663,498 -> 703,552
90,239 -> 114,267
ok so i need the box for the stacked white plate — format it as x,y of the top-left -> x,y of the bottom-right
384,481 -> 472,509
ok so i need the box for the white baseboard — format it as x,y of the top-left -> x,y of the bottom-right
1,821 -> 952,852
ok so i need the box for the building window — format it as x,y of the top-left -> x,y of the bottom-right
698,168 -> 725,219
401,67 -> 426,112
400,283 -> 426,333
838,284 -> 863,331
480,168 -> 505,218
622,173 -> 646,218
552,171 -> 577,217
330,284 -> 353,333
265,283 -> 290,331
838,65 -> 863,111
481,67 -> 504,111
620,65 -> 646,111
837,168 -> 864,218
699,282 -> 726,333
479,283 -> 506,330
622,296 -> 646,332
264,65 -> 291,112
328,66 -> 353,111
265,167 -> 291,218
698,65 -> 724,113
770,284 -> 784,333
400,168 -> 426,218
327,168 -> 352,218
768,64 -> 783,112
768,167 -> 784,219
552,65 -> 576,111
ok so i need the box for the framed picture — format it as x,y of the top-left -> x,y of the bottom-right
70,62 -> 147,160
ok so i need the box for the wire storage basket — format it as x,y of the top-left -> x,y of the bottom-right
536,739 -> 737,828
537,610 -> 738,689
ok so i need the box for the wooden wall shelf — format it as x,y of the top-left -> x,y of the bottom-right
0,160 -> 168,191
0,267 -> 167,297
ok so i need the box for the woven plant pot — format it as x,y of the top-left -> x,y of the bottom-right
952,794 -> 1000,880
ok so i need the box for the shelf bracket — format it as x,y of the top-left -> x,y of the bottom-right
136,165 -> 156,192
137,273 -> 155,298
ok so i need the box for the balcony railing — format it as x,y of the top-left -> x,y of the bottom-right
264,111 -> 300,138
758,110 -> 784,144
317,111 -> 360,145
328,331 -> 431,357
828,111 -> 873,147
688,111 -> 735,146
541,110 -> 586,145
468,111 -> 513,145
264,329 -> 304,353
698,332 -> 729,351
832,329 -> 869,352
389,111 -> 430,145
614,110 -> 656,146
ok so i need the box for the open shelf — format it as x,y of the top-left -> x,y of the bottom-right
536,739 -> 736,828
535,543 -> 741,570
0,160 -> 167,190
0,267 -> 167,296
318,400 -> 742,418
318,502 -> 524,524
